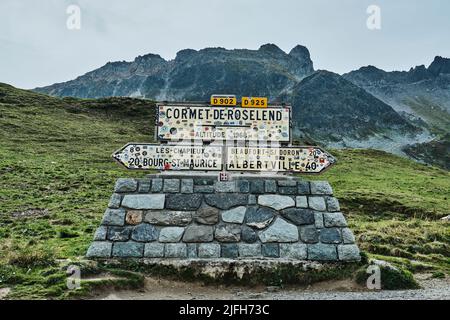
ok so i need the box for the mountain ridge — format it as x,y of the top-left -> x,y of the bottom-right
35,44 -> 314,100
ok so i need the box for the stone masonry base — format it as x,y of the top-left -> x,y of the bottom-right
86,175 -> 361,262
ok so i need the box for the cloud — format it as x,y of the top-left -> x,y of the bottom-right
0,0 -> 449,89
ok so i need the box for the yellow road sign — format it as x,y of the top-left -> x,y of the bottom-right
210,95 -> 237,106
241,97 -> 268,108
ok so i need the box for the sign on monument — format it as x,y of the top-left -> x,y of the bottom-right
113,143 -> 223,171
226,146 -> 335,173
156,104 -> 291,142
113,96 -> 336,174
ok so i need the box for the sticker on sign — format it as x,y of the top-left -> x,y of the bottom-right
157,104 -> 291,142
226,146 -> 336,173
210,95 -> 237,106
112,143 -> 223,171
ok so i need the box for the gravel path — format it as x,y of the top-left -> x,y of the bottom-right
92,274 -> 450,300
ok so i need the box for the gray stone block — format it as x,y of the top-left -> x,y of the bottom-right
102,208 -> 126,226
204,193 -> 248,210
222,206 -> 246,224
248,195 -> 257,205
108,193 -> 122,209
187,244 -> 197,258
299,226 -> 319,243
181,179 -> 193,194
319,228 -> 342,244
221,244 -> 239,258
325,197 -> 340,212
182,225 -> 214,242
215,223 -> 241,242
112,241 -> 144,258
159,227 -> 185,243
93,226 -> 107,241
107,226 -> 132,241
262,243 -> 280,258
250,180 -> 265,194
245,207 -> 275,229
237,180 -> 249,193
296,196 -> 308,208
194,185 -> 215,193
258,218 -> 299,243
195,204 -> 219,225
138,179 -> 151,193
165,243 -> 187,258
278,186 -> 297,195
314,212 -> 324,228
163,179 -> 180,193
258,195 -> 295,210
122,194 -> 165,210
86,241 -> 112,258
145,210 -> 193,226
307,244 -> 337,261
241,226 -> 258,243
308,196 -> 326,211
151,178 -> 163,192
297,181 -> 310,195
323,212 -> 348,227
194,178 -> 215,186
341,228 -> 356,244
238,243 -> 261,257
198,243 -> 221,258
280,208 -> 315,225
278,180 -> 297,187
166,194 -> 203,211
310,181 -> 333,195
280,243 -> 307,260
144,243 -> 164,258
215,181 -> 236,193
338,245 -> 361,261
114,178 -> 137,193
265,180 -> 277,193
131,224 -> 158,242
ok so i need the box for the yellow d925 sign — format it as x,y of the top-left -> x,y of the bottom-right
241,97 -> 268,108
210,95 -> 237,106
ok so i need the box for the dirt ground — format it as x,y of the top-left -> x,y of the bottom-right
88,273 -> 450,300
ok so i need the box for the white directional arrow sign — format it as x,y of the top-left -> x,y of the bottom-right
112,143 -> 223,171
113,144 -> 335,174
226,146 -> 336,174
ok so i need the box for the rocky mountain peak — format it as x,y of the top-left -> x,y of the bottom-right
289,45 -> 310,61
258,43 -> 286,55
134,53 -> 165,63
175,49 -> 197,61
407,65 -> 432,82
428,56 -> 450,76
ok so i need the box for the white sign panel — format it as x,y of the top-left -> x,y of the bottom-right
113,143 -> 223,171
156,104 -> 291,142
226,146 -> 336,173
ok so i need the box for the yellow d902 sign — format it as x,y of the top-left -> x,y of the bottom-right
210,95 -> 237,106
242,97 -> 268,108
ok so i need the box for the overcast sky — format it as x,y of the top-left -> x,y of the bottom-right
1,0 -> 449,89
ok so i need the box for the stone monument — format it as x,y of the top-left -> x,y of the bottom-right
86,96 -> 360,263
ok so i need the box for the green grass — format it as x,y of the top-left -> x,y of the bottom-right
404,97 -> 450,136
0,83 -> 449,298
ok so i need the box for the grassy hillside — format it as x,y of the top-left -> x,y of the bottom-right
0,83 -> 448,298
